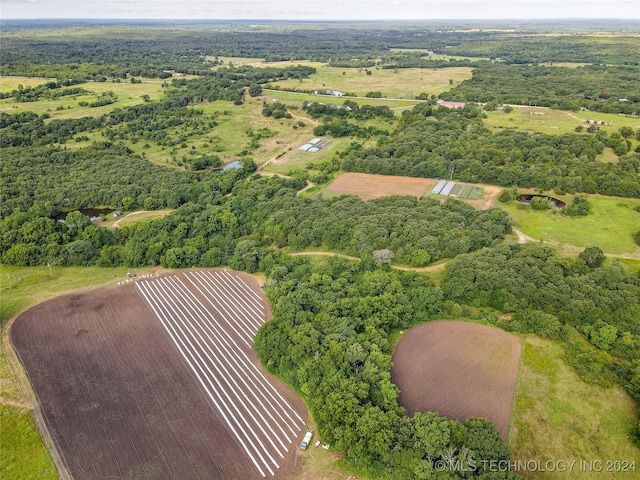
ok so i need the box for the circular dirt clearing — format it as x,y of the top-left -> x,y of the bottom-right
392,321 -> 521,439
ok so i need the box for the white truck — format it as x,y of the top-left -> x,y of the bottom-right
300,430 -> 313,450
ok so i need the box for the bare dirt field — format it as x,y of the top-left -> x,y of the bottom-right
391,321 -> 521,439
11,269 -> 307,480
324,173 -> 436,201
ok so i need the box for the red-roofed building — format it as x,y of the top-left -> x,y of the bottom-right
438,100 -> 467,108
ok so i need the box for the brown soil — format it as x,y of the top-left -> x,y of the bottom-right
469,185 -> 502,210
324,173 -> 436,201
391,321 -> 521,439
11,269 -> 308,480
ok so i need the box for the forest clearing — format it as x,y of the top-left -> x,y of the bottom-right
392,321 -> 521,439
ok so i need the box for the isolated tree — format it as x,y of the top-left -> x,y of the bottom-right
248,83 -> 262,97
619,126 -> 634,138
372,249 -> 395,266
579,246 -> 606,269
64,210 -> 91,235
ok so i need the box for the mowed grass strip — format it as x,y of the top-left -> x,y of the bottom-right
0,76 -> 56,92
468,186 -> 483,200
511,336 -> 640,480
458,184 -> 473,199
263,89 -> 420,109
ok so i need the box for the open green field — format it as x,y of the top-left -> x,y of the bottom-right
1,264 -> 155,480
500,194 -> 640,258
207,55 -> 266,66
511,335 -> 639,479
484,106 -> 640,138
0,405 -> 58,480
270,66 -> 474,99
69,95 -> 318,167
0,76 -> 56,92
262,137 -> 353,175
388,48 -> 490,61
264,89 -> 421,109
93,209 -> 175,228
0,77 -> 166,120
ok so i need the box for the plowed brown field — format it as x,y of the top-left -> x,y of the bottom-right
391,321 -> 521,439
12,269 -> 307,480
324,173 -> 436,200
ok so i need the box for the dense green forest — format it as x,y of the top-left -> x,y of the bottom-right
340,106 -> 640,197
256,258 -> 515,479
442,242 -> 640,400
2,21 -> 640,480
440,63 -> 640,113
436,34 -> 640,65
0,167 -> 512,269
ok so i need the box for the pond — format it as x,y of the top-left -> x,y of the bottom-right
54,208 -> 114,222
517,194 -> 567,209
222,160 -> 243,172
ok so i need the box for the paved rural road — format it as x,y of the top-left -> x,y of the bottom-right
289,251 -> 448,272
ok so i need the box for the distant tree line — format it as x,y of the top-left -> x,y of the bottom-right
435,35 -> 640,65
303,101 -> 395,121
341,106 -> 640,198
440,63 -> 640,114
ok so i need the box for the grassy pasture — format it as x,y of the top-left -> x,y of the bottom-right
93,209 -> 174,228
0,76 -> 56,92
69,96 -> 318,168
0,78 -> 166,120
388,48 -> 490,61
1,264 -> 147,480
0,405 -> 58,480
270,66 -> 474,99
207,55 -> 266,66
264,89 -> 421,109
262,137 -> 352,175
484,106 -> 640,138
511,335 -> 639,479
500,194 -> 640,258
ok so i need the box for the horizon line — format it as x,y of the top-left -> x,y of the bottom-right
2,17 -> 639,22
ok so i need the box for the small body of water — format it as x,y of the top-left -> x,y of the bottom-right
517,194 -> 567,209
222,160 -> 243,172
54,208 -> 114,222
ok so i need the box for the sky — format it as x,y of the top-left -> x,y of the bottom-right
1,0 -> 639,20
